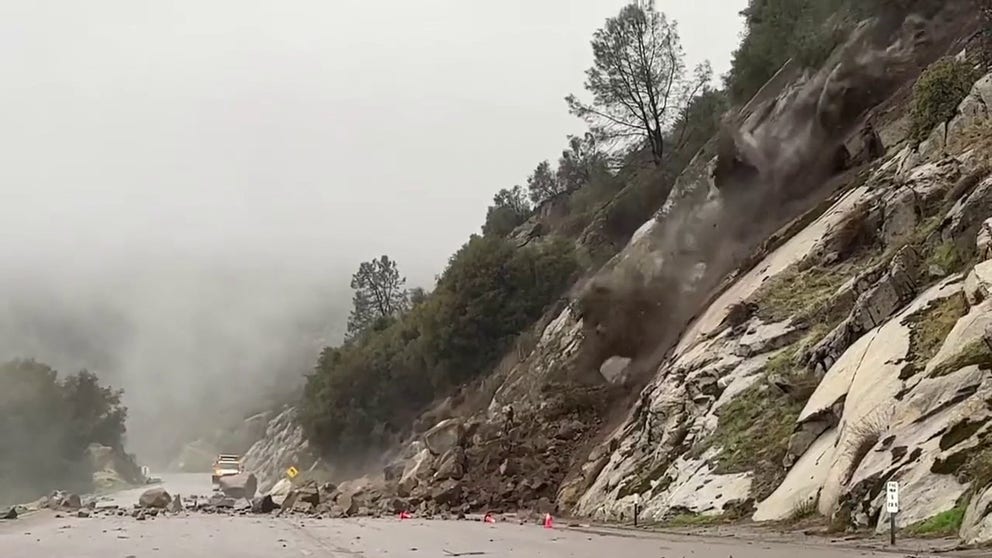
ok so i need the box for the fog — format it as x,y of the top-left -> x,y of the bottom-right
0,0 -> 745,464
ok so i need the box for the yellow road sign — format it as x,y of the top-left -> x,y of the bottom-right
286,466 -> 299,479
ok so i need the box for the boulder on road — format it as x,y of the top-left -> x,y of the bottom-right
296,480 -> 320,506
166,494 -> 184,513
206,493 -> 236,509
218,473 -> 258,499
266,478 -> 293,506
58,493 -> 82,510
251,494 -> 278,514
424,419 -> 465,456
138,487 -> 172,509
2,507 -> 16,520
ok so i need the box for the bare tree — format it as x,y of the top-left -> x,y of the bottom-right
566,0 -> 712,166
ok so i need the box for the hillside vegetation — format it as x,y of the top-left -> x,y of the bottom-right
0,360 -> 130,505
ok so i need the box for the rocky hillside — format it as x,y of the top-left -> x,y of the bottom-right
242,0 -> 992,546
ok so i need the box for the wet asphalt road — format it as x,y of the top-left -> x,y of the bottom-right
0,474 -> 931,557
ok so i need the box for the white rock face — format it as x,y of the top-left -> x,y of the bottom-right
242,407 -> 313,492
926,298 -> 992,376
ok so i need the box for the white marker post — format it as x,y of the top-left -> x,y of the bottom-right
886,481 -> 899,546
633,493 -> 640,527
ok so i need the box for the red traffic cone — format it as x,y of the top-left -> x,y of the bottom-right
399,511 -> 412,520
484,513 -> 496,524
543,513 -> 553,529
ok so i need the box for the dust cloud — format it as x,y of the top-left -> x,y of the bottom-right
0,254 -> 349,465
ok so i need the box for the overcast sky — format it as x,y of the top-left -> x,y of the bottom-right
0,0 -> 746,459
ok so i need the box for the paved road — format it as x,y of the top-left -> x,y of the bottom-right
0,474 -> 940,557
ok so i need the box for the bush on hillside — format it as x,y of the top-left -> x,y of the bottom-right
0,360 -> 127,505
300,236 -> 578,458
909,58 -> 981,143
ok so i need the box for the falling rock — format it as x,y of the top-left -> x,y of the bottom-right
138,487 -> 172,509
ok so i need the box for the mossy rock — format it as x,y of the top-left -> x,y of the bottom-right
909,58 -> 981,144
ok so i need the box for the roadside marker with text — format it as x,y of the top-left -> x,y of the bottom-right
886,481 -> 899,546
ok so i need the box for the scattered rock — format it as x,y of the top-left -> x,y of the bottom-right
76,510 -> 90,518
166,494 -> 184,513
58,493 -> 82,510
138,487 -> 172,509
2,507 -> 16,520
430,480 -> 462,506
296,481 -> 320,506
251,495 -> 278,514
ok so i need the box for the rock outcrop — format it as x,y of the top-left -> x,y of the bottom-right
242,407 -> 315,492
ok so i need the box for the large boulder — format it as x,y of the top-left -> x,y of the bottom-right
423,419 -> 465,456
295,481 -> 320,506
432,447 -> 465,482
266,478 -> 293,506
251,495 -> 278,514
965,260 -> 992,305
138,487 -> 172,509
218,473 -> 258,499
398,449 -> 434,497
430,479 -> 462,507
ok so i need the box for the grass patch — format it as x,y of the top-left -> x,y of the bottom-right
708,381 -> 804,500
902,294 -> 969,378
929,338 -> 992,378
789,497 -> 819,522
905,506 -> 966,537
840,411 -> 890,484
925,241 -> 968,276
752,264 -> 856,325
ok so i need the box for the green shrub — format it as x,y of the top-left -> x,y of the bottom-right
905,506 -> 966,537
902,294 -> 968,378
0,361 -> 127,506
909,59 -> 981,143
301,236 -> 578,457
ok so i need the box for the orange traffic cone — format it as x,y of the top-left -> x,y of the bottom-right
543,513 -> 553,529
484,512 -> 496,524
399,511 -> 412,520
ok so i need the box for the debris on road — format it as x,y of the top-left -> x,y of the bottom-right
2,507 -> 17,520
138,487 -> 172,509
